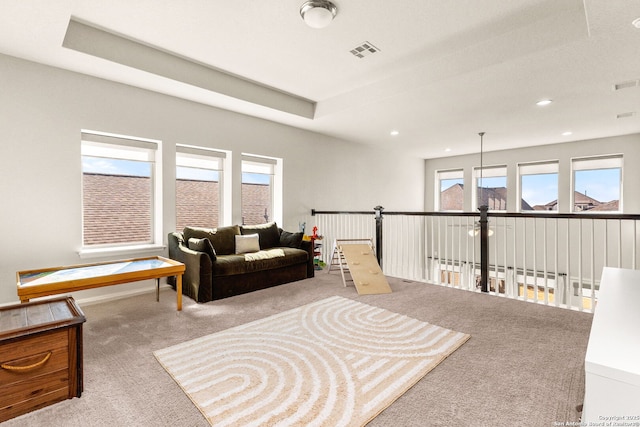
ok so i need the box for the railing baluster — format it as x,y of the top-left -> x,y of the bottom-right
633,220 -> 637,270
566,218 -> 571,308
522,217 -> 527,301
496,218 -> 506,295
591,219 -> 595,311
554,218 -> 559,307
533,217 -> 538,303
618,219 -> 622,268
513,217 -> 518,298
467,216 -> 472,289
578,218 -> 583,311
543,217 -> 548,305
444,216 -> 449,285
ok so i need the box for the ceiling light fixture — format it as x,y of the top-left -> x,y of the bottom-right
300,1 -> 337,29
562,131 -> 573,136
536,99 -> 553,106
632,18 -> 640,29
390,130 -> 399,136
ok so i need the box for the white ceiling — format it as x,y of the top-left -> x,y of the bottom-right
1,0 -> 639,158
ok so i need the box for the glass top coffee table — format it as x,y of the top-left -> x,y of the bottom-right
17,256 -> 185,311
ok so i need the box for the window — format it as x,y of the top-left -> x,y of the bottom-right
437,169 -> 464,211
81,130 -> 161,247
571,155 -> 622,212
518,161 -> 559,212
474,166 -> 507,211
175,145 -> 226,231
241,154 -> 282,226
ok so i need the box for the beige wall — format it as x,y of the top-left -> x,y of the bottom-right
0,53 -> 425,305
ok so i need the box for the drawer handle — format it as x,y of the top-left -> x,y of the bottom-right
1,351 -> 52,372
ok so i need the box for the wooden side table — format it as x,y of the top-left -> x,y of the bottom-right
0,296 -> 86,422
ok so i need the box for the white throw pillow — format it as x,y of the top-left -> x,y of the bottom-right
235,234 -> 260,254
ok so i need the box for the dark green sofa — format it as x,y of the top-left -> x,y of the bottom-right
167,222 -> 314,302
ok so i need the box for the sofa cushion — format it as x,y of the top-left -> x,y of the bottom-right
235,234 -> 260,254
187,237 -> 217,261
212,248 -> 309,276
244,248 -> 285,261
183,225 -> 240,255
279,230 -> 303,248
240,222 -> 280,249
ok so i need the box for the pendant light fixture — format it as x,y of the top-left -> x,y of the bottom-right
469,132 -> 493,237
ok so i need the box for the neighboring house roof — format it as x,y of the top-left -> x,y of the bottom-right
83,173 -> 271,245
532,205 -> 551,211
520,199 -> 533,211
528,191 -> 618,212
588,200 -> 619,211
573,191 -> 601,205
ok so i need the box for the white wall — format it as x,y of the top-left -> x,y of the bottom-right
424,134 -> 640,213
0,54 -> 424,305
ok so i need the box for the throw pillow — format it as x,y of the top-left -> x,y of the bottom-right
235,234 -> 260,254
183,225 -> 240,255
187,237 -> 217,261
240,222 -> 280,249
279,230 -> 303,248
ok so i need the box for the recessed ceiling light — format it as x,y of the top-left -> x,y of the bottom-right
390,130 -> 399,136
632,18 -> 640,29
444,148 -> 452,152
536,99 -> 553,106
562,131 -> 572,136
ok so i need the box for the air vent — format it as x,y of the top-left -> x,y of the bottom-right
616,112 -> 636,119
613,79 -> 639,90
350,41 -> 380,59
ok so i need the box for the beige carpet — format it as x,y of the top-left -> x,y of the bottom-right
154,295 -> 470,426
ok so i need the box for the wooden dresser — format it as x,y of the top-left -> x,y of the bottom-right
0,296 -> 85,422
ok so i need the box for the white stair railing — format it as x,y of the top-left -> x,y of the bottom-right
311,209 -> 640,312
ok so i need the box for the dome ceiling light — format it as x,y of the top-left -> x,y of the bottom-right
300,1 -> 338,29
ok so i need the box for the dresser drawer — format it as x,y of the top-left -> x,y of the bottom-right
0,329 -> 68,371
0,329 -> 70,419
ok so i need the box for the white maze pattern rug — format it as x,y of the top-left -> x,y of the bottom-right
154,296 -> 470,426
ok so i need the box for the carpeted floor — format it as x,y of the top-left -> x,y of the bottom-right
2,273 -> 592,426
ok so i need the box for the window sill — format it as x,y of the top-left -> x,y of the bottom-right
78,244 -> 166,259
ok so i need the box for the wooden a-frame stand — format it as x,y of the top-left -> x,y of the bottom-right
329,238 -> 392,295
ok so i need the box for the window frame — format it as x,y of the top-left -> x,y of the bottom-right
517,160 -> 559,213
79,130 -> 163,257
436,169 -> 464,211
241,153 -> 282,226
175,144 -> 227,230
473,165 -> 508,212
570,154 -> 623,213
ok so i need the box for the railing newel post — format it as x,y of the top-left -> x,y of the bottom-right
374,206 -> 384,269
479,205 -> 489,293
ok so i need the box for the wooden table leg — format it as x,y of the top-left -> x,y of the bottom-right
176,275 -> 182,311
156,278 -> 160,302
